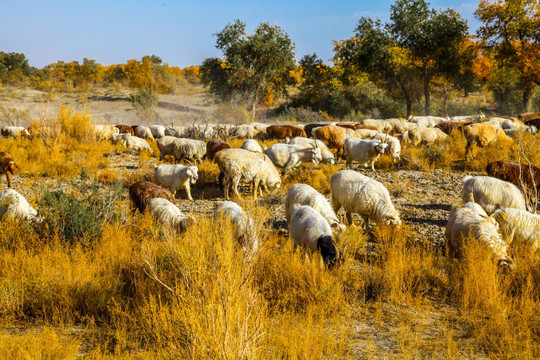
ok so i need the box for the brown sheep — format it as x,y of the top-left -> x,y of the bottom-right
354,124 -> 379,131
525,118 -> 540,129
304,123 -> 329,138
129,181 -> 176,214
519,112 -> 540,123
206,139 -> 231,161
115,124 -> 135,136
0,152 -> 18,188
266,125 -> 306,140
486,160 -> 540,198
336,122 -> 358,130
435,121 -> 466,135
313,125 -> 356,158
463,123 -> 513,159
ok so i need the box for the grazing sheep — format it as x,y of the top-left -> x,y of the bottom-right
435,121 -> 466,135
288,205 -> 339,268
399,128 -> 448,146
221,157 -> 281,200
408,116 -> 447,127
94,124 -> 119,140
164,125 -> 188,137
331,170 -> 401,229
215,201 -> 259,253
265,143 -> 322,170
0,151 -> 18,188
463,123 -> 513,159
492,208 -> 540,252
240,139 -> 264,153
114,124 -> 135,136
359,119 -> 392,133
112,133 -> 152,152
149,124 -> 166,139
206,138 -> 231,161
157,136 -> 178,161
0,189 -> 41,223
132,125 -> 154,140
266,125 -> 306,140
304,123 -> 329,138
154,164 -> 198,201
313,125 -> 356,157
214,148 -> 277,190
445,202 -> 513,269
462,175 -> 528,214
285,183 -> 344,231
486,160 -> 540,198
1,126 -> 30,138
129,181 -> 176,214
147,198 -> 195,233
343,137 -> 388,171
171,138 -> 206,164
288,137 -> 335,164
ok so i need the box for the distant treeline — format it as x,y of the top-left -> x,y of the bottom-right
1,0 -> 539,119
0,53 -> 200,94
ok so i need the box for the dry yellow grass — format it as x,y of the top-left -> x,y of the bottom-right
0,108 -> 539,358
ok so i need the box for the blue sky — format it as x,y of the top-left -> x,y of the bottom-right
0,0 -> 481,68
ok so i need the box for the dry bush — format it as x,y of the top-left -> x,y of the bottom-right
280,163 -> 340,195
97,169 -> 119,184
448,238 -> 540,357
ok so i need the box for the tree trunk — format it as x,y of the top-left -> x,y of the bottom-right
523,84 -> 533,112
252,96 -> 257,121
423,65 -> 431,116
406,98 -> 412,119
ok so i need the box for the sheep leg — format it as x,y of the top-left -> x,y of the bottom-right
252,178 -> 260,199
232,177 -> 242,199
224,176 -> 231,200
185,183 -> 193,201
371,161 -> 375,171
6,173 -> 11,188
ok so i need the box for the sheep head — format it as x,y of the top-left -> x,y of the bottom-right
374,142 -> 388,154
188,166 -> 199,184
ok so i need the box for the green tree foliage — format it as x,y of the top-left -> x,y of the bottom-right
200,19 -> 296,117
389,0 -> 468,115
335,0 -> 468,117
334,18 -> 422,118
0,52 -> 32,84
475,0 -> 540,111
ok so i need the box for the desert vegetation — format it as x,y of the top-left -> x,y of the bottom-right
0,0 -> 539,358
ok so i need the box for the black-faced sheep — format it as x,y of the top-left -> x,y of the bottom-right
288,205 -> 339,268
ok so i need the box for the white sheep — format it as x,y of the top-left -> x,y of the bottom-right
94,124 -> 119,141
157,136 -> 178,160
343,137 -> 388,170
147,198 -> 195,233
149,124 -> 166,139
462,175 -> 528,214
215,201 -> 259,254
0,189 -> 42,223
288,137 -> 336,164
265,143 -> 322,170
288,205 -> 339,268
286,183 -> 345,231
154,164 -> 198,201
408,115 -> 447,127
133,125 -> 155,140
1,126 -> 30,138
370,133 -> 401,162
240,139 -> 264,153
399,128 -> 448,146
111,133 -> 151,152
445,202 -> 513,269
221,157 -> 281,199
492,208 -> 540,252
171,138 -> 207,164
331,170 -> 401,229
164,125 -> 188,137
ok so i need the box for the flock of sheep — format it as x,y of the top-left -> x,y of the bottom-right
1,111 -> 540,270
